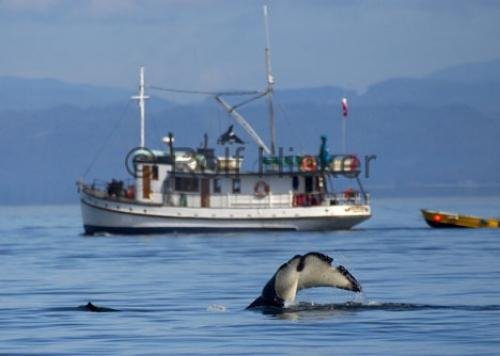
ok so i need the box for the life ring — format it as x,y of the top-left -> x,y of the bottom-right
300,155 -> 317,172
254,180 -> 270,198
346,155 -> 360,171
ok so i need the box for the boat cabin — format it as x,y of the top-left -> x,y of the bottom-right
127,149 -> 364,209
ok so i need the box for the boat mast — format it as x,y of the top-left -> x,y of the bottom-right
263,5 -> 276,155
132,66 -> 150,148
215,95 -> 271,154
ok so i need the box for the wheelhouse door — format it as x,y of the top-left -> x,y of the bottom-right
201,178 -> 210,208
142,165 -> 151,199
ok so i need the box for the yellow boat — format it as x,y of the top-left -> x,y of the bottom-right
421,209 -> 499,229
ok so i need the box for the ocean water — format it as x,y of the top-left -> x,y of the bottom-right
1,196 -> 499,355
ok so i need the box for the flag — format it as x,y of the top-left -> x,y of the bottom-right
341,97 -> 348,117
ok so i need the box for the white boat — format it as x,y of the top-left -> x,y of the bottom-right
77,6 -> 371,234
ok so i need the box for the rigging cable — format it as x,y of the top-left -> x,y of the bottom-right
148,85 -> 260,97
81,100 -> 132,179
274,93 -> 305,154
148,103 -> 162,148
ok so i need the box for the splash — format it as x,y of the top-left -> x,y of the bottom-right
207,304 -> 227,312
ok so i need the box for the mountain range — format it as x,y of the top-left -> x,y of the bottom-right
1,59 -> 499,204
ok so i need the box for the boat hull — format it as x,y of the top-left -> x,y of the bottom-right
80,192 -> 371,235
421,209 -> 499,229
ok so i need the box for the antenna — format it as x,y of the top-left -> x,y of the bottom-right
263,4 -> 276,155
131,66 -> 150,148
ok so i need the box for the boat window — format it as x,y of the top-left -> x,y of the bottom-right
152,165 -> 159,180
292,176 -> 299,190
305,176 -> 313,193
232,178 -> 241,194
174,177 -> 199,192
213,178 -> 221,193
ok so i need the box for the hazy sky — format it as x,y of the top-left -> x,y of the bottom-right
1,0 -> 500,93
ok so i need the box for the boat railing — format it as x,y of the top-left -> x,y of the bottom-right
322,192 -> 368,206
80,179 -> 369,208
170,190 -> 368,209
80,179 -> 136,202
174,191 -> 293,208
